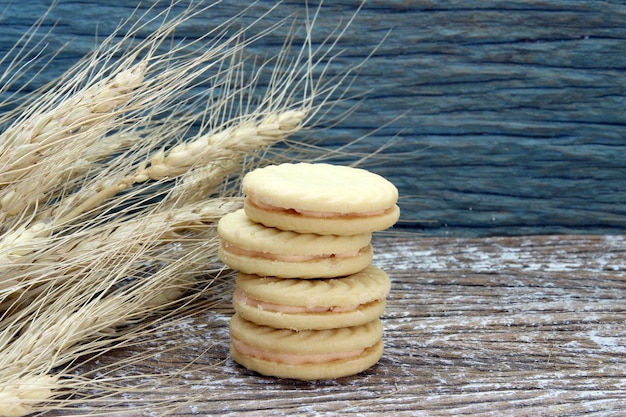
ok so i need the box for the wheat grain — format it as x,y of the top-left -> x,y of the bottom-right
140,110 -> 305,181
0,221 -> 48,261
0,375 -> 58,417
48,108 -> 305,228
0,214 -> 225,414
0,63 -> 145,175
0,0 -> 259,225
0,197 -> 237,316
0,63 -> 147,226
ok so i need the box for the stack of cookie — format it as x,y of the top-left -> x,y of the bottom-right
218,163 -> 399,380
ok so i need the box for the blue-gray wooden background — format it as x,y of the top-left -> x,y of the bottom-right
1,0 -> 625,237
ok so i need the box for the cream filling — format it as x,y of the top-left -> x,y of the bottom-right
233,288 -> 361,314
231,337 -> 365,365
249,197 -> 388,219
222,241 -> 365,262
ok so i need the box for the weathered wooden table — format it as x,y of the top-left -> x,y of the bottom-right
58,234 -> 626,416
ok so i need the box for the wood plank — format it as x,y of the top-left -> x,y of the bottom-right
51,234 -> 626,415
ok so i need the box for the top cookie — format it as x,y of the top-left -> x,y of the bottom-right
242,163 -> 400,235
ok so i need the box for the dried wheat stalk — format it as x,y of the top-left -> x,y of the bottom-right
0,1 -> 371,415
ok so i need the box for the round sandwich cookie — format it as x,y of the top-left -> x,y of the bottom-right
218,209 -> 373,278
229,314 -> 384,380
233,265 -> 390,330
242,163 -> 400,235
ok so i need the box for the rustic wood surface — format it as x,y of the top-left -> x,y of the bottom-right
1,1 -> 626,236
52,234 -> 626,416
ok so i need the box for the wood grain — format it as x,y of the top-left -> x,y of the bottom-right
51,234 -> 626,416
